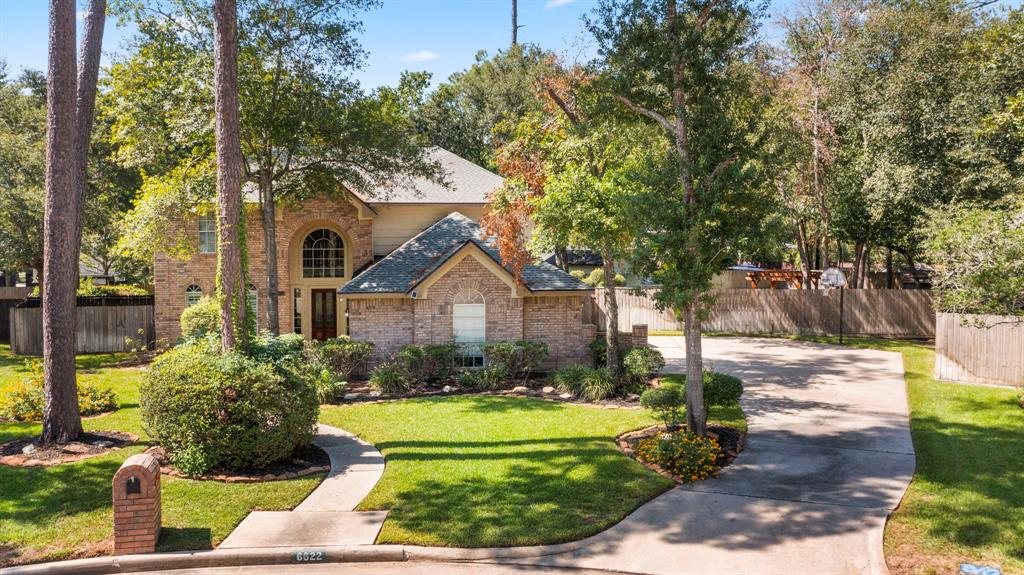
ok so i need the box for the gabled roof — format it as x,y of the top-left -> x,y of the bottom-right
354,148 -> 502,205
338,212 -> 592,296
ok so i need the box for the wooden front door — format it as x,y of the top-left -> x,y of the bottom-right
311,289 -> 338,341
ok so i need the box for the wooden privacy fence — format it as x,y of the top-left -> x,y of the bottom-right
595,288 -> 935,338
10,296 -> 155,355
0,287 -> 31,343
934,313 -> 1024,386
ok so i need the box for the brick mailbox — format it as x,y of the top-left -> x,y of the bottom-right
113,453 -> 161,554
632,324 -> 648,348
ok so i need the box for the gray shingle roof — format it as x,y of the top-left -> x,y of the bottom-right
338,212 -> 592,295
355,148 -> 502,205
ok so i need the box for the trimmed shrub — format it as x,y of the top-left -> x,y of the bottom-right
309,337 -> 374,380
456,369 -> 480,388
589,337 -> 634,368
250,333 -> 306,363
580,368 -> 616,401
482,341 -> 549,382
569,269 -> 587,280
0,361 -> 117,422
423,344 -> 459,382
640,386 -> 685,429
635,431 -> 720,482
142,341 -> 318,475
583,268 -> 626,287
552,364 -> 590,396
311,370 -> 347,404
475,365 -> 511,391
624,347 -> 665,382
395,345 -> 429,383
179,297 -> 220,340
703,371 -> 744,409
370,362 -> 410,394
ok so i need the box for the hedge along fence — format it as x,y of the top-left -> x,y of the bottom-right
596,287 -> 935,338
935,313 -> 1024,386
10,295 -> 155,355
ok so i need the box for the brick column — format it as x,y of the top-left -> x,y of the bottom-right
113,453 -> 161,555
632,324 -> 648,348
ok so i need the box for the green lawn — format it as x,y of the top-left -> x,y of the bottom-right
0,345 -> 323,567
757,336 -> 1023,575
319,394 -> 744,548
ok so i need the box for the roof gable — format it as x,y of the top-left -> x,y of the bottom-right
338,212 -> 592,296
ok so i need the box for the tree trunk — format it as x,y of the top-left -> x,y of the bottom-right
40,0 -> 82,445
862,245 -> 871,289
259,168 -> 280,335
601,245 -> 621,379
886,247 -> 894,290
795,220 -> 812,289
850,241 -> 863,289
70,0 -> 105,285
683,299 -> 706,436
213,0 -> 246,351
554,246 -> 569,272
901,251 -> 920,289
511,0 -> 519,46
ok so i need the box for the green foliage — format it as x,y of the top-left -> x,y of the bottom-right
569,269 -> 587,280
141,341 -> 318,475
589,336 -> 633,368
456,369 -> 480,388
663,371 -> 744,411
582,268 -> 626,287
309,337 -> 374,380
422,344 -> 459,383
623,347 -> 665,383
579,368 -> 616,402
639,387 -> 685,429
179,296 -> 220,340
249,333 -> 306,363
76,280 -> 150,297
551,364 -> 591,396
634,432 -> 720,482
925,203 -> 1024,316
481,341 -> 550,381
369,362 -> 410,395
474,365 -> 511,391
409,45 -> 557,169
0,362 -> 117,422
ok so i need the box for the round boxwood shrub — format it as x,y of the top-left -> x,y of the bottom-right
141,340 -> 318,476
640,386 -> 685,429
703,371 -> 744,408
179,297 -> 220,340
624,347 -> 666,390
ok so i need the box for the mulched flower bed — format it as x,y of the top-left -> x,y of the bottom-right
339,378 -> 644,408
617,424 -> 746,483
0,430 -> 137,467
144,443 -> 331,483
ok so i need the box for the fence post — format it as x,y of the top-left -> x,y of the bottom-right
632,324 -> 648,347
113,453 -> 161,555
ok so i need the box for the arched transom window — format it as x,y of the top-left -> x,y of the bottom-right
185,284 -> 203,307
302,229 -> 345,278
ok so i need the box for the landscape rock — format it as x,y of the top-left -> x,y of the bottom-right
368,390 -> 382,398
92,440 -> 114,448
626,393 -> 640,401
542,386 -> 555,394
511,386 -> 529,394
559,393 -> 573,399
21,444 -> 36,455
442,385 -> 452,393
61,443 -> 90,454
343,392 -> 362,401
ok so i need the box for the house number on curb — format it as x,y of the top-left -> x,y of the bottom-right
961,564 -> 1002,575
294,550 -> 325,562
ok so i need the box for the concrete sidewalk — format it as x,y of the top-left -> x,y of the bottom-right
511,336 -> 915,575
218,424 -> 387,549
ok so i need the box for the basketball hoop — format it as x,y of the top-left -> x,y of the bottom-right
821,268 -> 848,343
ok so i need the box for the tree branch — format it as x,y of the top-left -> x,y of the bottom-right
546,88 -> 580,126
705,152 -> 739,191
614,94 -> 677,137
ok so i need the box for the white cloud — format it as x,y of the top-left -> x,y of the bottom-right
544,0 -> 576,9
398,50 -> 439,63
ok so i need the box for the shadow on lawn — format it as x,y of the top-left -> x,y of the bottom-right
157,527 -> 213,552
908,406 -> 1024,562
0,455 -> 124,523
456,395 -> 563,414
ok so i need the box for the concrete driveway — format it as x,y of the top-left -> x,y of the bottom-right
513,335 -> 916,575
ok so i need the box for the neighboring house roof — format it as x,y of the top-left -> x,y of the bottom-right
354,147 -> 502,205
543,249 -> 604,267
339,212 -> 592,296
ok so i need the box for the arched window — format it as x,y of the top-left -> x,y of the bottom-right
185,284 -> 203,307
302,229 -> 345,278
453,290 -> 485,368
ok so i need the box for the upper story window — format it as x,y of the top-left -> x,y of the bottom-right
198,214 -> 216,254
246,284 -> 258,319
185,284 -> 203,307
302,229 -> 345,278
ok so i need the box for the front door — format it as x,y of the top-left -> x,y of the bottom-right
311,289 -> 337,341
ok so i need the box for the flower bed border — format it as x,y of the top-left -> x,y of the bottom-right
616,424 -> 746,483
0,430 -> 137,467
144,446 -> 331,483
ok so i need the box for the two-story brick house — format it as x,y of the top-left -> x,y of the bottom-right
153,148 -> 594,366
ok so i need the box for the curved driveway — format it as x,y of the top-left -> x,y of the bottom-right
507,336 -> 916,575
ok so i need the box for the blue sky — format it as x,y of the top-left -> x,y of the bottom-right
0,0 -> 1019,90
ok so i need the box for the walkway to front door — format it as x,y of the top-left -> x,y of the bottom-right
311,289 -> 338,341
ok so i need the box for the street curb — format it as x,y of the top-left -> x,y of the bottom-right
0,541 -> 593,575
0,546 -> 407,575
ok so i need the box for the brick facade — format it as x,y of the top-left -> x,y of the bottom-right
348,256 -> 593,368
154,198 -> 372,343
